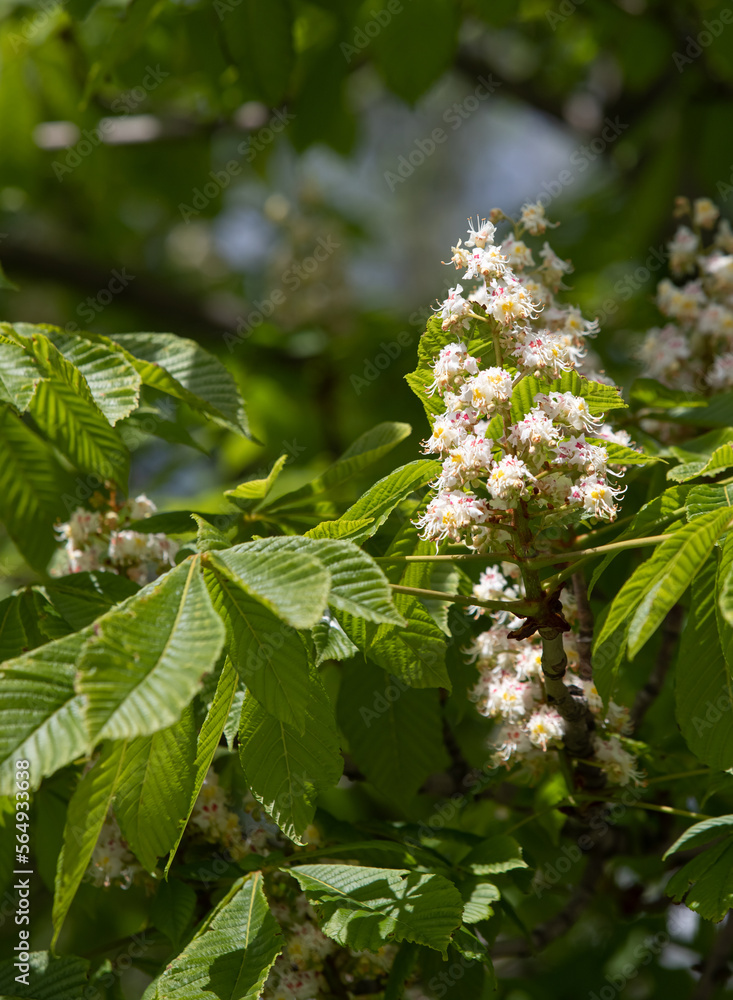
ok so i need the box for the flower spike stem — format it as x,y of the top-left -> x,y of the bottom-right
388,583 -> 539,618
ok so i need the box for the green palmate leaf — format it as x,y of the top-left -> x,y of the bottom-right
143,873 -> 282,1000
13,323 -> 141,424
336,659 -> 449,800
627,507 -> 732,657
460,879 -> 501,923
288,864 -> 464,956
372,0 -> 457,103
77,557 -> 225,741
225,453 -> 289,510
461,835 -> 529,875
109,331 -> 253,439
238,680 -> 343,843
204,543 -> 331,629
114,707 -> 197,872
337,591 -> 450,689
270,422 -> 412,510
698,443 -> 733,478
193,513 -> 232,552
630,377 -> 707,411
13,330 -> 129,483
719,532 -> 733,630
587,437 -> 660,466
204,562 -> 313,730
234,536 -> 405,625
0,335 -> 41,410
687,483 -> 733,520
510,370 -> 626,423
312,614 -> 358,665
0,594 -> 27,663
668,392 -> 733,427
667,459 -> 707,483
663,815 -> 733,860
0,630 -> 89,796
594,508 -> 731,664
665,837 -> 733,921
165,657 -> 239,875
0,952 -> 90,1000
589,484 -> 689,596
307,460 -> 439,544
42,571 -> 139,630
120,406 -> 209,454
0,403 -> 70,569
53,740 -> 129,946
150,878 -> 198,949
676,557 -> 733,771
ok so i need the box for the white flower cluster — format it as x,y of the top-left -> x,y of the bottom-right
55,494 -> 178,584
417,207 -> 628,549
263,892 -> 335,1000
189,768 -> 272,861
467,565 -> 643,786
639,196 -> 733,392
87,814 -> 141,889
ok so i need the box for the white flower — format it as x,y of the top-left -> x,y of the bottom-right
535,391 -> 601,433
464,629 -> 515,668
693,197 -> 719,229
554,436 -> 609,477
526,706 -> 565,750
715,218 -> 733,252
500,235 -> 535,269
520,200 -> 552,236
595,424 -> 633,448
698,303 -> 733,337
486,278 -> 540,326
127,494 -> 157,521
493,722 -> 536,763
637,324 -> 691,384
472,565 -> 520,604
538,241 -> 573,289
108,530 -> 149,564
594,736 -> 644,786
466,216 -> 497,248
569,474 -> 623,519
487,454 -> 536,503
508,410 -> 560,453
667,225 -> 699,275
58,508 -> 102,547
656,278 -> 706,322
422,410 -> 474,454
459,367 -> 514,415
702,253 -> 733,294
707,352 -> 733,390
428,337 -> 479,392
513,328 -> 585,376
475,673 -> 534,721
415,490 -> 491,544
88,814 -> 140,888
437,287 -> 473,334
514,643 -> 543,681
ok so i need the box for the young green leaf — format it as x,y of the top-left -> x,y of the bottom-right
204,564 -> 313,731
237,536 -> 405,625
336,659 -> 449,800
225,453 -> 288,510
52,740 -> 129,946
0,630 -> 89,796
204,543 -> 330,629
269,422 -> 412,510
109,331 -> 253,439
165,657 -> 239,875
288,864 -> 464,956
306,461 -> 439,544
665,836 -> 733,922
114,708 -> 197,873
238,679 -> 343,843
13,323 -> 141,424
78,558 -> 225,741
142,873 -> 282,1000
337,591 -> 451,689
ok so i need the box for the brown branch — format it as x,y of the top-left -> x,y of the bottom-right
691,914 -> 733,1000
571,571 -> 594,682
630,605 -> 683,732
